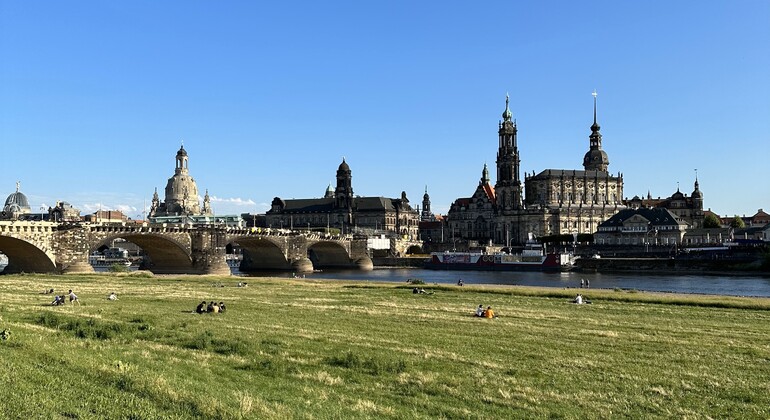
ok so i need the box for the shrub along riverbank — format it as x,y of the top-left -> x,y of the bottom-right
1,273 -> 769,418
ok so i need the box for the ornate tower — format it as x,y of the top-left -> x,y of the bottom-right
583,91 -> 610,172
149,187 -> 160,217
495,94 -> 523,211
335,158 -> 353,209
202,189 -> 212,215
421,186 -> 432,221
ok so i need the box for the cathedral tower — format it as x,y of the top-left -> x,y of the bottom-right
495,94 -> 523,211
583,91 -> 610,172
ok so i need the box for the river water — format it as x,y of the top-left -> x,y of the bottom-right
239,268 -> 770,298
78,264 -> 770,297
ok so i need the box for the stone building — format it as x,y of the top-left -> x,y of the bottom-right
49,201 -> 81,222
84,210 -> 129,223
266,159 -> 420,239
149,145 -> 213,219
595,207 -> 687,246
446,164 -> 496,243
626,178 -> 705,228
447,94 -> 625,245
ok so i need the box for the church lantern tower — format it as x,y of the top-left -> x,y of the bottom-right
495,94 -> 523,211
583,91 -> 610,172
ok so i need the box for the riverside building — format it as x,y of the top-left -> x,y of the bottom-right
447,93 -> 625,245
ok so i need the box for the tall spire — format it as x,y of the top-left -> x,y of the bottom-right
592,90 -> 598,125
502,93 -> 513,122
583,90 -> 609,172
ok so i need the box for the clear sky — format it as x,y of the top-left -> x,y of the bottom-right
1,1 -> 768,219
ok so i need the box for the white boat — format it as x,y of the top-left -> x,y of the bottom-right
89,256 -> 132,267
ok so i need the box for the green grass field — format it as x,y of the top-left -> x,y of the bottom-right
1,273 -> 769,419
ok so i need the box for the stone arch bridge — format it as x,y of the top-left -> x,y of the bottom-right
0,221 -> 373,275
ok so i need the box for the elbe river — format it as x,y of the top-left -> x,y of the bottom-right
8,261 -> 768,297
239,268 -> 770,298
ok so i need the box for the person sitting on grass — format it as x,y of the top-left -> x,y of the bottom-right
51,295 -> 63,306
475,304 -> 485,317
196,300 -> 207,314
107,292 -> 118,301
218,301 -> 226,313
483,306 -> 496,318
207,301 -> 220,313
573,294 -> 583,304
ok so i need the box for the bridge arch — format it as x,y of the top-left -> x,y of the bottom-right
229,236 -> 290,271
92,233 -> 193,274
0,236 -> 57,273
307,241 -> 352,269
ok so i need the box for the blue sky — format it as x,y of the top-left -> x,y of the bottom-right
1,1 -> 768,219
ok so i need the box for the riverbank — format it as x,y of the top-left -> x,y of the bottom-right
2,273 -> 769,417
576,256 -> 770,275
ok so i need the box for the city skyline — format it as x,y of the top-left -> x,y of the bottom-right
1,2 -> 768,219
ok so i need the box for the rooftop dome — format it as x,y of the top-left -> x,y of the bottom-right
338,158 -> 350,171
3,183 -> 31,214
176,145 -> 188,157
582,149 -> 609,170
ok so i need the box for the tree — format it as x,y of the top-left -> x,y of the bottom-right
730,215 -> 746,229
703,213 -> 721,228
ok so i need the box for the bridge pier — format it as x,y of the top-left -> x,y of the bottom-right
191,229 -> 231,276
291,257 -> 314,273
61,260 -> 96,274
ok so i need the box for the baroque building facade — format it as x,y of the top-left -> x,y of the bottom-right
149,145 -> 213,220
266,159 -> 420,239
447,94 -> 625,245
626,178 -> 705,229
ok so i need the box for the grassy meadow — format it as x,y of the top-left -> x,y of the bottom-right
1,272 -> 769,419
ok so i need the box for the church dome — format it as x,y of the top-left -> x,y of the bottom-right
338,159 -> 350,171
176,145 -> 188,157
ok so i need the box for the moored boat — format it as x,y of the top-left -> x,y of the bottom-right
425,240 -> 573,271
89,256 -> 132,267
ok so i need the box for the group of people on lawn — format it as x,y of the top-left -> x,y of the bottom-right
196,300 -> 226,314
49,289 -> 80,306
474,304 -> 496,318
